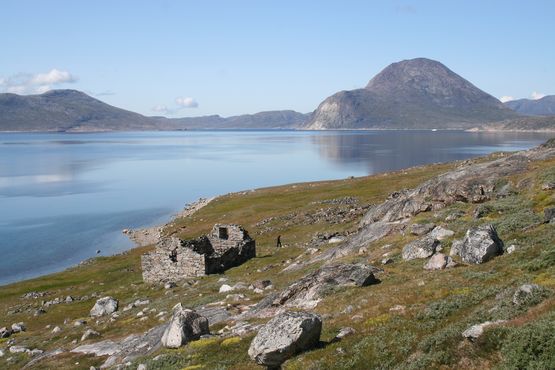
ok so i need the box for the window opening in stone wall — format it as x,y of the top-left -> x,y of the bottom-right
218,227 -> 229,240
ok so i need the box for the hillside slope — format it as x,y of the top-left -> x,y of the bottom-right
505,95 -> 555,116
0,140 -> 554,369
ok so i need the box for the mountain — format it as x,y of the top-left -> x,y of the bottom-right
504,95 -> 555,116
0,90 -> 161,132
305,58 -> 518,129
0,90 -> 308,131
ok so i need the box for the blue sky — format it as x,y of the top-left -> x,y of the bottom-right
1,0 -> 554,117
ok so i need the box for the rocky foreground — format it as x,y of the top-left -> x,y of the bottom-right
0,140 -> 554,369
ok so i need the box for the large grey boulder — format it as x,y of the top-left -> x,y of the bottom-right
90,296 -> 118,317
161,305 -> 209,348
272,264 -> 379,309
459,225 -> 504,264
248,311 -> 322,368
402,236 -> 440,261
429,226 -> 454,240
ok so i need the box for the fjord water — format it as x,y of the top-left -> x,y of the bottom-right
0,130 -> 552,285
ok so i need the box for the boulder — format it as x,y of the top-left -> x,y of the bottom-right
402,236 -> 440,261
90,296 -> 118,317
252,280 -> 272,290
462,320 -> 506,341
81,329 -> 101,342
335,327 -> 356,339
512,284 -> 545,306
9,345 -> 29,353
450,239 -> 463,257
52,326 -> 62,334
429,226 -> 454,240
410,223 -> 435,236
248,311 -> 322,368
0,327 -> 12,338
219,284 -> 234,293
161,306 -> 209,348
459,225 -> 504,264
11,322 -> 26,333
424,253 -> 455,270
272,264 -> 379,309
544,207 -> 555,223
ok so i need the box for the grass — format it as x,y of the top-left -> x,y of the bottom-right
0,152 -> 554,369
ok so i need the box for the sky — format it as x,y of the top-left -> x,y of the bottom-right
1,0 -> 554,117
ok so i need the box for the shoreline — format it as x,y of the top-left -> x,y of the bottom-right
122,196 -> 216,247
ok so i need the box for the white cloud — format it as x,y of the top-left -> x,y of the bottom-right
31,69 -> 77,85
175,96 -> 198,108
0,69 -> 78,94
531,91 -> 546,100
499,96 -> 515,103
151,104 -> 171,114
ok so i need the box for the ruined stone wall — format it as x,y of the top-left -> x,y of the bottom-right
141,237 -> 207,284
206,224 -> 256,274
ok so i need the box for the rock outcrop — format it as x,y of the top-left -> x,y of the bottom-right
90,297 -> 118,317
456,225 -> 504,264
160,305 -> 209,348
462,320 -> 507,341
272,264 -> 379,309
248,311 -> 322,368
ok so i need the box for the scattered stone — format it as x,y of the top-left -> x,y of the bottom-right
134,299 -> 150,306
507,244 -> 517,254
351,314 -> 363,321
410,223 -> 435,236
252,280 -> 272,290
219,284 -> 234,293
160,305 -> 209,348
429,226 -> 455,240
233,282 -> 249,290
226,294 -> 245,302
445,210 -> 465,221
459,225 -> 504,264
0,349 -> 3,357
11,322 -> 25,333
358,246 -> 368,255
381,257 -> 394,265
81,329 -> 101,342
52,326 -> 62,334
335,327 -> 355,339
389,305 -> 406,314
29,349 -> 44,356
65,296 -> 74,303
424,253 -> 456,270
402,236 -> 440,261
544,207 -> 555,223
248,311 -> 322,368
74,320 -> 87,326
462,320 -> 506,340
0,327 -> 12,338
90,296 -> 119,317
328,236 -> 345,244
305,248 -> 319,255
34,308 -> 47,316
542,182 -> 555,190
342,305 -> 354,314
512,284 -> 545,306
137,364 -> 147,370
473,204 -> 493,219
164,282 -> 177,289
9,345 -> 29,354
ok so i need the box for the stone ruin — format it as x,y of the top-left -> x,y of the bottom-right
141,224 -> 256,284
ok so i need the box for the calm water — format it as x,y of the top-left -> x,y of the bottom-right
0,130 -> 553,285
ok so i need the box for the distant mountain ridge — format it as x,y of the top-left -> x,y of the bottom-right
0,90 -> 308,132
504,95 -> 555,116
305,58 -> 518,129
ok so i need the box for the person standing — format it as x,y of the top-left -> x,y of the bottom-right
276,235 -> 282,248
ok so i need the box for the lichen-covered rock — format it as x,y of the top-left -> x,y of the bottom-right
462,320 -> 506,340
544,207 -> 555,223
450,239 -> 463,257
0,327 -> 12,338
424,253 -> 455,270
81,329 -> 101,342
459,225 -> 504,264
161,305 -> 209,348
512,284 -> 545,306
410,223 -> 436,236
11,322 -> 25,333
90,296 -> 118,317
248,311 -> 322,368
272,264 -> 379,309
429,226 -> 454,240
402,236 -> 440,261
